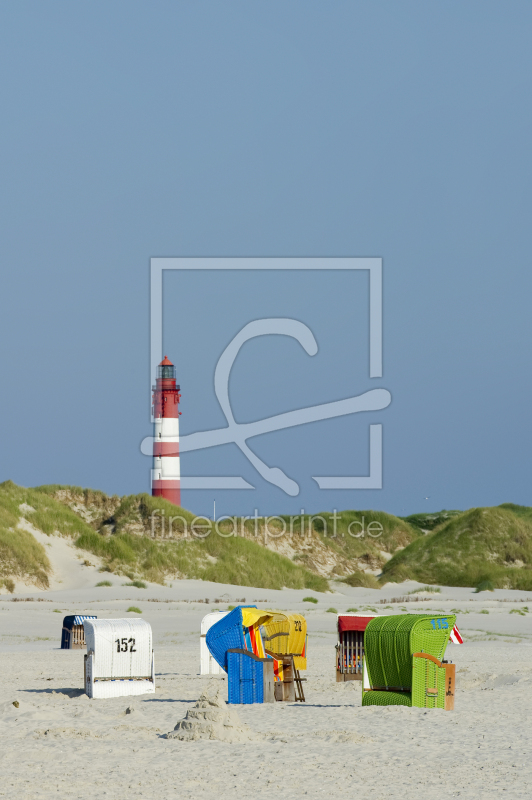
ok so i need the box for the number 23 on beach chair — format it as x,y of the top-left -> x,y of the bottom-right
362,614 -> 456,709
83,618 -> 155,699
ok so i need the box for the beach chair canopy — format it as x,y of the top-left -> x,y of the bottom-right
337,615 -> 375,634
206,606 -> 308,672
363,613 -> 456,708
206,606 -> 266,671
262,613 -> 307,669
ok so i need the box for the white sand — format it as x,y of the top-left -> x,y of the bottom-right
1,538 -> 532,799
0,587 -> 531,799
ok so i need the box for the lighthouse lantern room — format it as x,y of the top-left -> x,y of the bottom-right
151,356 -> 181,506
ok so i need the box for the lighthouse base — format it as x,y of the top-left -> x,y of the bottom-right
152,481 -> 181,507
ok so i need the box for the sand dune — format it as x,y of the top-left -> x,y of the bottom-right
16,518 -> 104,592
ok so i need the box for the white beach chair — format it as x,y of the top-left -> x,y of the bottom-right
83,618 -> 155,699
200,611 -> 229,675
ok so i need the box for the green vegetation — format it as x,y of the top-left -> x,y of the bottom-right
4,481 -> 99,539
69,493 -> 328,591
95,580 -> 112,587
123,580 -> 147,589
0,482 -> 328,591
407,585 -> 441,594
510,608 -> 526,616
4,481 -> 532,595
303,596 -> 318,603
480,609 -> 489,614
284,509 -> 420,573
475,579 -> 495,593
382,506 -> 532,590
126,606 -> 142,614
401,510 -> 462,531
343,570 -> 381,589
346,607 -> 358,612
0,528 -> 50,589
0,480 -> 103,589
53,608 -> 61,613
0,483 -> 54,588
76,526 -> 329,590
227,605 -> 235,611
326,607 -> 338,613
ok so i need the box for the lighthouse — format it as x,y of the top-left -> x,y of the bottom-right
151,356 -> 181,506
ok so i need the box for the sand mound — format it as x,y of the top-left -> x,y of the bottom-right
164,684 -> 260,743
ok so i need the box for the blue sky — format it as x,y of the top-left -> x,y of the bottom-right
1,2 -> 531,518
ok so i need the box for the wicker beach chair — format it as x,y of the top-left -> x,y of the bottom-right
83,618 -> 155,699
206,606 -> 307,703
362,613 -> 456,710
61,615 -> 97,649
335,614 -> 376,682
206,606 -> 275,704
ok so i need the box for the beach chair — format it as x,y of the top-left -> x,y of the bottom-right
206,606 -> 307,703
335,614 -> 377,682
61,615 -> 97,649
83,618 -> 155,699
362,614 -> 456,709
200,611 -> 229,675
262,613 -> 307,701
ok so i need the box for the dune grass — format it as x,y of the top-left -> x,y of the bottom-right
278,510 -> 420,573
408,585 -> 441,594
342,570 -> 381,589
0,483 -> 329,591
126,607 -> 142,614
401,510 -> 463,531
0,481 -> 98,540
10,481 -> 532,595
75,523 -> 328,591
381,506 -> 532,590
303,596 -> 318,603
0,486 -> 52,588
95,580 -> 112,587
475,579 -> 495,593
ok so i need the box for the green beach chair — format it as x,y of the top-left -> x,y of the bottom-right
362,614 -> 456,709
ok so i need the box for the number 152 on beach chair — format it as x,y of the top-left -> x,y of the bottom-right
83,618 -> 155,699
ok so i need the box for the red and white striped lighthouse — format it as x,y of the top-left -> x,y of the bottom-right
151,356 -> 181,506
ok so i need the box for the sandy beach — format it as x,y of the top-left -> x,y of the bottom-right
1,576 -> 531,800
